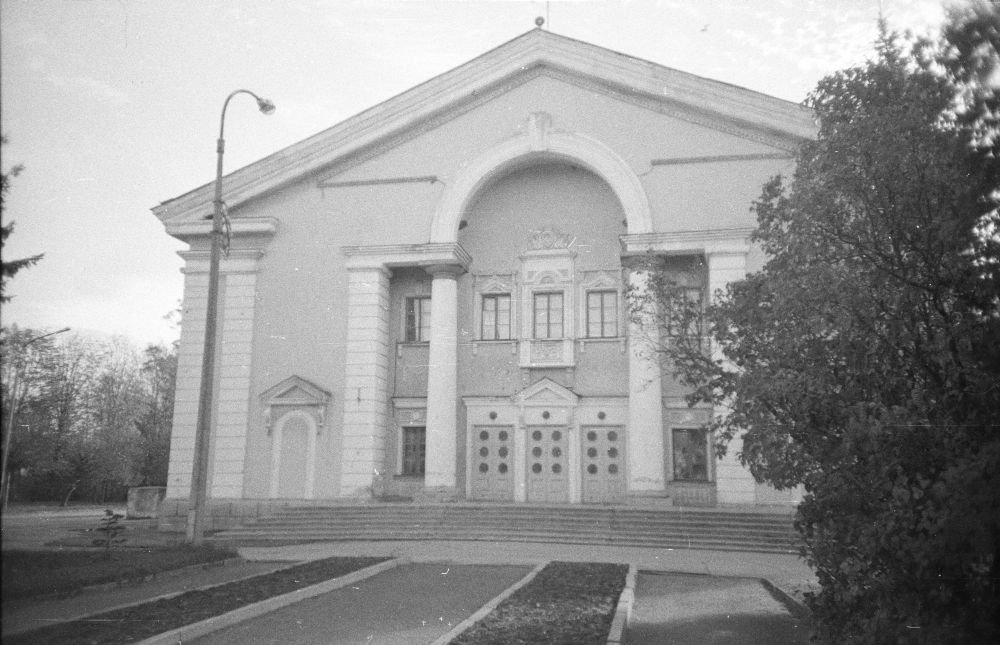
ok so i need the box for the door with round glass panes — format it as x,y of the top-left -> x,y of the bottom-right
470,426 -> 514,501
525,427 -> 569,503
581,426 -> 626,503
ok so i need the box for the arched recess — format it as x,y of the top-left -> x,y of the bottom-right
270,410 -> 317,499
431,124 -> 652,243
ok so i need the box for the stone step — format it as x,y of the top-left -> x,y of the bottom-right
210,504 -> 798,554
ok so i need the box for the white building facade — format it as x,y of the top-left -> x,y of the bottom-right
154,30 -> 813,517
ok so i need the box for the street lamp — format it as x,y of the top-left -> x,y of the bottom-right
188,90 -> 275,545
1,326 -> 71,510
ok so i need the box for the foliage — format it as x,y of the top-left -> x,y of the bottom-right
1,326 -> 178,503
0,135 -> 43,302
93,509 -> 127,558
635,7 -> 1000,644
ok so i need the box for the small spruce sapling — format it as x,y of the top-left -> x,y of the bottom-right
93,509 -> 127,558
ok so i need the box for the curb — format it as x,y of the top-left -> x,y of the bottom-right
760,577 -> 812,620
428,561 -> 548,645
134,557 -> 405,645
606,564 -> 637,645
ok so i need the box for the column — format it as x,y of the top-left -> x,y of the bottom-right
340,267 -> 392,495
626,268 -> 665,493
707,251 -> 754,505
423,264 -> 462,493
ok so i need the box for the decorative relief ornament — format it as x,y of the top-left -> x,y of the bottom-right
527,227 -> 574,251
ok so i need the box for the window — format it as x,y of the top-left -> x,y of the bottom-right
586,290 -> 618,338
666,287 -> 704,337
405,296 -> 431,342
401,426 -> 426,476
533,292 -> 564,339
481,294 -> 511,340
672,428 -> 708,481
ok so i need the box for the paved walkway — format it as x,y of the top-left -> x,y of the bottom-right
237,539 -> 817,605
189,563 -> 530,645
2,530 -> 817,642
626,572 -> 810,645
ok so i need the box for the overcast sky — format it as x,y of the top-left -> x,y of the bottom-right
1,0 -> 951,347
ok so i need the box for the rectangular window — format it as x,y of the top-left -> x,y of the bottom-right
586,290 -> 618,338
405,296 -> 431,342
533,292 -> 564,339
666,287 -> 704,337
401,426 -> 426,476
481,294 -> 512,340
672,428 -> 709,481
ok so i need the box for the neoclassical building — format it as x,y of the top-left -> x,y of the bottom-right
154,29 -> 813,515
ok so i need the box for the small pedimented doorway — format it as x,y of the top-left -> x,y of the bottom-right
261,376 -> 330,500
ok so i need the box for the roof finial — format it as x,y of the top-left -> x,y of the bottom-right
535,16 -> 545,29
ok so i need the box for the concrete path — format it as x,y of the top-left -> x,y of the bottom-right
188,563 -> 531,645
237,539 -> 817,606
626,572 -> 810,645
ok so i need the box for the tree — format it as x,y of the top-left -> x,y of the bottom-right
1,328 -> 177,503
634,7 -> 1000,643
0,136 -> 43,302
135,343 -> 177,486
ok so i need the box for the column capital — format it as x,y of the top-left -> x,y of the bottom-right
425,264 -> 465,279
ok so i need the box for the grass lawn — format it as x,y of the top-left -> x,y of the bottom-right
2,546 -> 237,600
451,561 -> 628,645
4,555 -> 388,645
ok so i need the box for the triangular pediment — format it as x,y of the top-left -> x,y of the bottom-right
512,378 -> 579,406
260,375 -> 331,406
154,29 -> 814,228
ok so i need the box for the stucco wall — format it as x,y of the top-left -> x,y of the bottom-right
167,69 -> 798,502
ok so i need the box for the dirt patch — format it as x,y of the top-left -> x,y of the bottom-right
451,561 -> 628,645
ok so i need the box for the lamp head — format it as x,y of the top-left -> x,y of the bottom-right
256,97 -> 276,115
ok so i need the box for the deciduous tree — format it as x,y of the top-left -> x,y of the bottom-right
635,7 -> 1000,642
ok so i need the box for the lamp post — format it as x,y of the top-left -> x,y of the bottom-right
187,90 -> 275,545
1,326 -> 70,511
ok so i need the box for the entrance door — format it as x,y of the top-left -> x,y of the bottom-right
526,427 -> 569,503
470,426 -> 514,501
581,426 -> 626,503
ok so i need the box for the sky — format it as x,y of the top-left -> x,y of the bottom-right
1,0 -> 952,348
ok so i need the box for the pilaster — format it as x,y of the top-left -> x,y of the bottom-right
707,251 -> 755,504
165,248 -> 265,500
340,266 -> 392,495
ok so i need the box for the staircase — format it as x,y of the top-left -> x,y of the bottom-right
209,504 -> 800,554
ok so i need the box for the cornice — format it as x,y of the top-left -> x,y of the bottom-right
342,242 -> 473,270
153,30 -> 814,226
164,217 -> 278,243
621,228 -> 755,256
